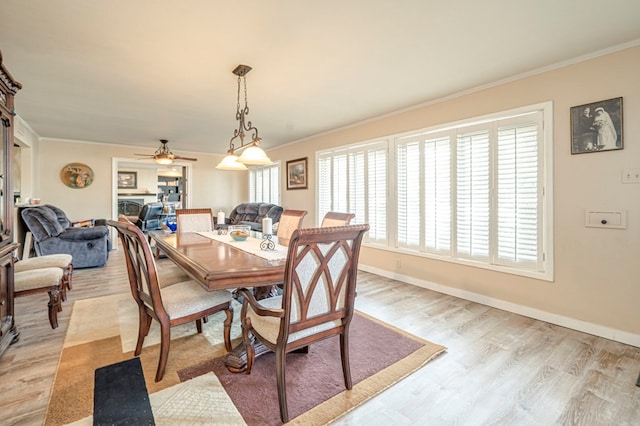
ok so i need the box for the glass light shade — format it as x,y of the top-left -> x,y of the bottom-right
155,155 -> 174,165
216,154 -> 248,170
237,145 -> 272,165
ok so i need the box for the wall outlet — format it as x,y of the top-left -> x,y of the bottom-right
622,169 -> 640,184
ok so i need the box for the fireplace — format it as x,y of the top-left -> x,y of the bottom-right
118,198 -> 144,216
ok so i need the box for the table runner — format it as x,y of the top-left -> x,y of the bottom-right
197,231 -> 288,261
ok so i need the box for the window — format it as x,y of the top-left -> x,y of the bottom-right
316,102 -> 553,280
317,141 -> 387,244
248,162 -> 280,205
395,105 -> 551,278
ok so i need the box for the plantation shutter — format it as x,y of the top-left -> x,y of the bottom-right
397,141 -> 420,248
248,163 -> 280,204
424,135 -> 451,253
495,113 -> 542,269
367,146 -> 387,242
318,141 -> 388,243
318,155 -> 332,222
456,129 -> 490,260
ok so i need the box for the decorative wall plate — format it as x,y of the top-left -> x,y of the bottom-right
60,162 -> 94,189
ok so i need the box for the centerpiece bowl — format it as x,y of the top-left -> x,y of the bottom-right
229,225 -> 251,241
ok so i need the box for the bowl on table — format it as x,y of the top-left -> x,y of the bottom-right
229,225 -> 251,242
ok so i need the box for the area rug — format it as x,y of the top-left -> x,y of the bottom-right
45,293 -> 446,425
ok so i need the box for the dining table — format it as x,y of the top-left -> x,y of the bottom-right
150,230 -> 287,290
149,229 -> 288,372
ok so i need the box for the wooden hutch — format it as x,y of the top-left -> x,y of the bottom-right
0,51 -> 22,355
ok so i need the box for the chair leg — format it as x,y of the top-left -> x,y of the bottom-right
275,347 -> 289,423
195,318 -> 203,333
135,308 -> 152,356
241,319 -> 255,374
223,306 -> 233,352
47,289 -> 61,329
155,324 -> 171,382
65,264 -> 73,290
340,332 -> 353,389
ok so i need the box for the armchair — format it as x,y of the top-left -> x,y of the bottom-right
21,205 -> 111,269
134,202 -> 164,231
237,224 -> 369,423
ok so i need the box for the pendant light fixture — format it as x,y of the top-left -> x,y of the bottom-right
216,64 -> 272,170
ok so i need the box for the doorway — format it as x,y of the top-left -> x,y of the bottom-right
111,157 -> 193,223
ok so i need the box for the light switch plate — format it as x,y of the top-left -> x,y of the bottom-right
622,169 -> 640,183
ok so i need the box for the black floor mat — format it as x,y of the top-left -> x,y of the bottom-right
93,357 -> 155,425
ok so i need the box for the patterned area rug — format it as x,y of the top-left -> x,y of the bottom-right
45,293 -> 446,425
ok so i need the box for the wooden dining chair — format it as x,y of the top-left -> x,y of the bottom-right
236,224 -> 369,423
175,208 -> 214,233
108,217 -> 233,382
276,209 -> 308,247
321,211 -> 355,227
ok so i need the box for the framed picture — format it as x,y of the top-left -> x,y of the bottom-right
286,157 -> 308,190
571,97 -> 623,154
118,171 -> 137,189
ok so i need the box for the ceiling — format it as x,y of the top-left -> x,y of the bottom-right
2,1 -> 640,155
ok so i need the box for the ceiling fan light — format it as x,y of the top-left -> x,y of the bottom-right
155,155 -> 174,165
216,154 -> 248,170
237,145 -> 272,165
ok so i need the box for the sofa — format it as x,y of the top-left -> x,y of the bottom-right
224,202 -> 283,232
21,204 -> 111,269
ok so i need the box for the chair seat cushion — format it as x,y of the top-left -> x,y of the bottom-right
161,281 -> 231,318
247,295 -> 340,345
15,254 -> 72,272
15,267 -> 64,292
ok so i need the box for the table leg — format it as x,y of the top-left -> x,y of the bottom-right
224,285 -> 279,373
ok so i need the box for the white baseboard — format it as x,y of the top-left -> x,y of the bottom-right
359,265 -> 640,348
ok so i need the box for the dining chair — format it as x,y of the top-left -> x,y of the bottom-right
236,224 -> 369,423
321,211 -> 356,227
108,217 -> 233,382
175,208 -> 214,233
276,209 -> 308,247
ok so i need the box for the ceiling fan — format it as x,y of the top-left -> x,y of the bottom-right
135,139 -> 198,165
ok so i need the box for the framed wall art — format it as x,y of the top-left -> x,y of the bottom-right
286,157 -> 308,190
60,162 -> 94,189
570,97 -> 623,154
117,171 -> 137,189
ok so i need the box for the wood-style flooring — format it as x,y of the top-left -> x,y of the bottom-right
1,248 -> 639,425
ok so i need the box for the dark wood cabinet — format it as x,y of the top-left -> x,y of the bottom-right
0,51 -> 22,356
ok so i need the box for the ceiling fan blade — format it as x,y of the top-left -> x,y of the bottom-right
173,155 -> 198,162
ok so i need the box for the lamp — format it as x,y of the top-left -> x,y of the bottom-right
216,64 -> 272,170
154,141 -> 175,165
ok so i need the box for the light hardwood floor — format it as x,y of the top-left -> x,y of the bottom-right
1,249 -> 639,425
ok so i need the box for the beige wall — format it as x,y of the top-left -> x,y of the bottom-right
34,140 -> 248,221
22,45 -> 640,344
268,45 -> 640,343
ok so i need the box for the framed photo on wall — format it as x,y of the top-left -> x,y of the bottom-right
570,97 -> 623,154
286,157 -> 308,190
117,171 -> 137,189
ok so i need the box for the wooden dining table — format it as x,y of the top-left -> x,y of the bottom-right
149,230 -> 286,372
150,230 -> 286,290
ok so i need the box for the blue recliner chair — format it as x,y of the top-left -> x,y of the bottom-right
21,204 -> 111,268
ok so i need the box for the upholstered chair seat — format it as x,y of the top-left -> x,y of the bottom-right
15,267 -> 65,329
15,254 -> 73,300
160,281 -> 231,318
